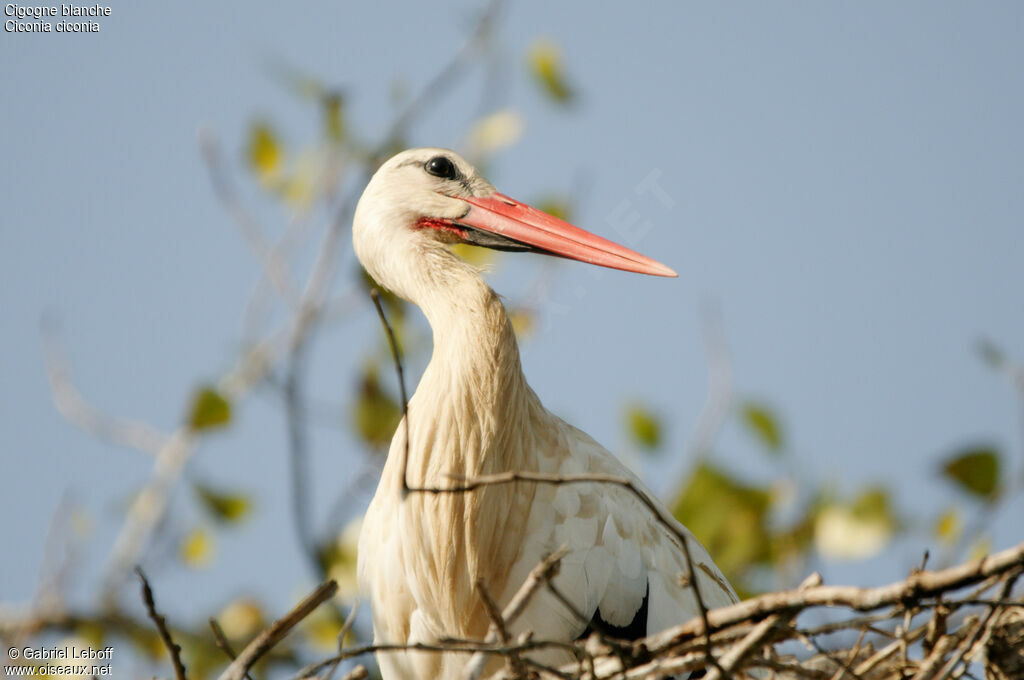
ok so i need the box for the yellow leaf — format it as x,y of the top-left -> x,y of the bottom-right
187,386 -> 232,431
528,39 -> 575,104
814,503 -> 892,561
451,242 -> 496,267
509,308 -> 535,340
194,483 -> 251,524
934,507 -> 962,545
468,109 -> 524,155
180,527 -> 214,568
217,598 -> 265,640
625,403 -> 662,451
967,535 -> 992,562
246,121 -> 283,178
533,196 -> 572,222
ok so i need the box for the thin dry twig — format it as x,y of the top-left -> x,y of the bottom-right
43,326 -> 170,456
209,617 -> 255,680
369,288 -> 411,498
705,614 -> 787,680
218,580 -> 339,680
464,548 -> 569,680
136,567 -> 188,680
309,601 -> 362,680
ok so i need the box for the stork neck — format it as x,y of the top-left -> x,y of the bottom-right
408,258 -> 540,476
419,266 -> 524,393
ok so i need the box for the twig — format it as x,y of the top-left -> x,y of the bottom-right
416,469 -> 727,670
685,298 -> 733,464
929,573 -> 1020,680
310,601 -> 361,680
644,542 -> 1024,655
208,618 -> 254,680
42,325 -> 170,456
198,130 -> 298,305
369,288 -> 411,498
284,341 -> 319,576
135,567 -> 188,680
340,666 -> 368,680
477,579 -> 530,679
375,0 -> 504,155
705,614 -> 785,680
295,636 -> 579,680
217,580 -> 339,680
463,549 -> 568,680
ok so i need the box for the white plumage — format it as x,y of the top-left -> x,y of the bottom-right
354,148 -> 737,679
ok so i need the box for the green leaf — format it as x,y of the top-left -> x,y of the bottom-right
625,403 -> 662,451
527,39 -> 575,104
672,462 -> 772,580
739,401 -> 783,454
533,196 -> 573,222
187,386 -> 232,431
323,92 -> 345,143
194,483 -> 251,524
246,121 -> 283,178
941,446 -> 1002,502
850,486 -> 896,523
352,364 -> 402,451
976,337 -> 1006,370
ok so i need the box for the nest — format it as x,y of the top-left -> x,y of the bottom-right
479,542 -> 1024,680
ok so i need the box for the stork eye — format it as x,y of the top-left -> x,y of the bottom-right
425,156 -> 458,180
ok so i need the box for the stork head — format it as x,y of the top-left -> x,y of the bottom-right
354,148 -> 676,302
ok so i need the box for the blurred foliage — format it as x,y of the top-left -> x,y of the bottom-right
352,363 -> 402,453
625,403 -> 662,451
942,446 -> 1003,502
187,386 -> 232,431
508,306 -> 535,340
451,242 -> 497,267
323,92 -> 346,143
180,526 -> 214,568
533,195 -> 573,222
246,120 -> 283,179
739,400 -> 784,455
528,39 -> 575,104
814,487 -> 898,562
466,108 -> 524,156
193,482 -> 252,524
673,462 -> 773,586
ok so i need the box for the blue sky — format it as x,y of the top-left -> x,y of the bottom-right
2,0 -> 1022,626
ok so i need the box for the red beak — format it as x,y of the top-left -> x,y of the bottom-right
457,193 -> 677,278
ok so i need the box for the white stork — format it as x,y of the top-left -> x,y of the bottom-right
354,148 -> 737,679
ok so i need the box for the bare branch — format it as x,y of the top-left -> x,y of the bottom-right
43,325 -> 170,456
464,548 -> 569,680
218,580 -> 339,680
209,618 -> 254,680
198,129 -> 299,305
369,288 -> 411,498
136,567 -> 188,680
